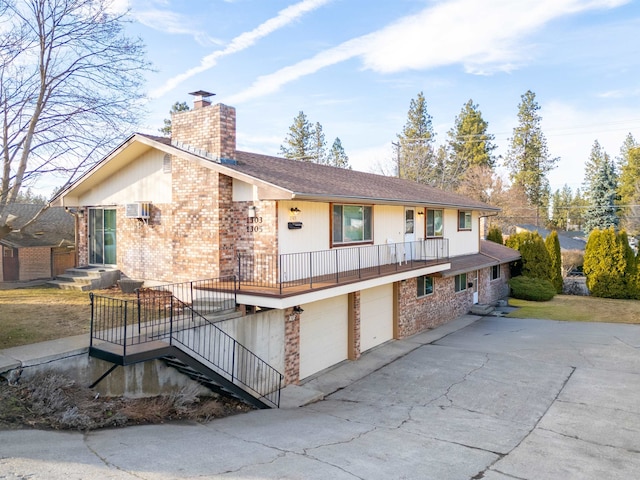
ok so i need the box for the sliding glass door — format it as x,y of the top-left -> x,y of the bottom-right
89,208 -> 116,265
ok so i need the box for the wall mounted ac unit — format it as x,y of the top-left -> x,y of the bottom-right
125,202 -> 151,219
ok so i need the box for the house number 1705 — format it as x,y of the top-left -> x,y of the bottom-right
247,216 -> 263,233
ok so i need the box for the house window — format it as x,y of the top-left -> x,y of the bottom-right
332,204 -> 372,245
454,273 -> 468,292
417,275 -> 434,297
426,210 -> 443,237
458,211 -> 472,230
491,265 -> 501,280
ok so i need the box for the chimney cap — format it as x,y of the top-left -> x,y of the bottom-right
189,90 -> 215,100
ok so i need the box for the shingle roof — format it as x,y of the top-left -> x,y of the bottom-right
515,225 -> 586,251
439,240 -> 520,277
0,205 -> 74,248
227,151 -> 499,210
134,134 -> 498,210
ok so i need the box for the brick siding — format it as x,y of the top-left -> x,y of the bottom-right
284,307 -> 300,385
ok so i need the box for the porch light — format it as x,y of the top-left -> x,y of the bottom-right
248,205 -> 257,218
417,211 -> 424,216
290,207 -> 301,214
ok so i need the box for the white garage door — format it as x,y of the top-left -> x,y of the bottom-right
299,295 -> 348,380
360,284 -> 394,352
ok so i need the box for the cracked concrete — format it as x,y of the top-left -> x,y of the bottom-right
2,315 -> 640,479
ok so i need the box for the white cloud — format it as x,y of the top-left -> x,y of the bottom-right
134,9 -> 222,46
229,0 -> 629,103
149,0 -> 333,99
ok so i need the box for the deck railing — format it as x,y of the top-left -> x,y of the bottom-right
237,238 -> 448,293
89,282 -> 282,408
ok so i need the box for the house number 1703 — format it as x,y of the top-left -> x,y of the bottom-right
247,216 -> 263,233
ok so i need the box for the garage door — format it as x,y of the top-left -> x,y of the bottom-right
299,295 -> 348,380
360,284 -> 394,352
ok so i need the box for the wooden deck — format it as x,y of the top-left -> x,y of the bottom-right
236,258 -> 447,298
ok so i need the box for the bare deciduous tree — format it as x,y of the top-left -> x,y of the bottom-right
0,0 -> 150,237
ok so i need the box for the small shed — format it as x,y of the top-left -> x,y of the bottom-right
0,205 -> 75,283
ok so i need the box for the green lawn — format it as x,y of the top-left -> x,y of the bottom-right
507,295 -> 640,323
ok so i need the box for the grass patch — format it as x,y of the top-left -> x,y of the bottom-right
0,286 -> 98,349
507,295 -> 640,323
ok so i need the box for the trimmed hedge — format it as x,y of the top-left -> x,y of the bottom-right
509,275 -> 556,301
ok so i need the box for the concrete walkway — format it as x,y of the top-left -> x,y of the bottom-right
2,314 -> 640,479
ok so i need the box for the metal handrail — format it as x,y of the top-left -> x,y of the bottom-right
89,281 -> 283,408
237,238 -> 449,291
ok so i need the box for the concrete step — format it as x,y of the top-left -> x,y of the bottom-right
47,279 -> 92,291
469,304 -> 495,315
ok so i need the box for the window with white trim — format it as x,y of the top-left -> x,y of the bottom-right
417,275 -> 434,297
332,204 -> 373,245
458,210 -> 472,230
426,209 -> 443,237
454,273 -> 468,292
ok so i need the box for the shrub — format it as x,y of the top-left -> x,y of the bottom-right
486,226 -> 504,244
584,227 -> 635,299
509,276 -> 556,301
505,231 -> 551,280
545,230 -> 563,293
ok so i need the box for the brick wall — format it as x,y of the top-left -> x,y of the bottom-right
171,103 -> 236,162
118,204 -> 173,281
348,291 -> 361,360
77,212 -> 88,267
18,246 -> 51,280
479,264 -> 510,304
397,276 -> 473,338
284,307 -> 300,385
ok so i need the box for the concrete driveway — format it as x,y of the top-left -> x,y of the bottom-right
2,315 -> 640,479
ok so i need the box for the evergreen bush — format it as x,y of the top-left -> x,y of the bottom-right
583,227 -> 629,298
486,226 -> 504,244
509,276 -> 556,301
545,230 -> 563,293
505,231 -> 551,280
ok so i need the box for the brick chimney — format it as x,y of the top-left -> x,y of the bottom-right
171,90 -> 236,164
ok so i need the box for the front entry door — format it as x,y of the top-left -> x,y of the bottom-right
473,270 -> 479,304
89,208 -> 117,265
404,208 -> 415,262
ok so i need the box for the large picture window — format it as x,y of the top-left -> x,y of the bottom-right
427,209 -> 443,237
458,210 -> 472,230
332,204 -> 372,245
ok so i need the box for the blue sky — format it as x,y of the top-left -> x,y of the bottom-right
115,0 -> 639,194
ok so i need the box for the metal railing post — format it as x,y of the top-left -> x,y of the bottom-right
136,289 -> 141,335
122,299 -> 127,358
231,340 -> 236,383
169,296 -> 174,345
89,293 -> 94,348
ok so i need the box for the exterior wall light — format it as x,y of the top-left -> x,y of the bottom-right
290,207 -> 301,214
248,205 -> 257,218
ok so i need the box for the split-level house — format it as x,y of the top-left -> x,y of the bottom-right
52,95 -> 520,408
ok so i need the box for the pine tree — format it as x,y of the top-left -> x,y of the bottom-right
311,122 -> 327,165
617,134 -> 640,234
583,158 -> 619,234
569,188 -> 587,231
159,101 -> 190,136
545,230 -> 563,293
396,92 -> 438,185
446,99 -> 497,188
280,111 -> 314,160
583,140 -> 611,202
504,90 -> 559,226
328,138 -> 351,169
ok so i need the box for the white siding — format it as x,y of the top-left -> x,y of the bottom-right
360,284 -> 394,352
77,150 -> 171,206
373,205 -> 405,244
232,178 -> 256,202
444,209 -> 479,256
279,201 -> 330,254
299,295 -> 348,379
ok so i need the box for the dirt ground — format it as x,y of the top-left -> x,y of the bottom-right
0,371 -> 253,431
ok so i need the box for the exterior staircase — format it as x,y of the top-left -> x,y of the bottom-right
87,277 -> 283,409
48,266 -> 120,291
